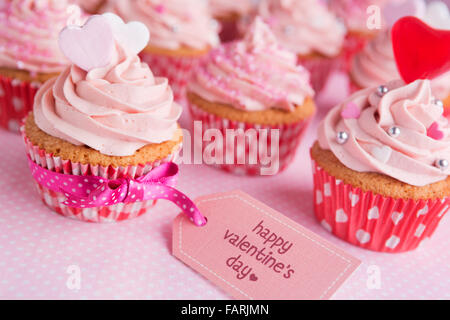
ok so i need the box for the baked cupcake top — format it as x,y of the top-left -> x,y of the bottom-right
188,18 -> 314,112
318,80 -> 450,187
330,0 -> 388,33
251,0 -> 345,57
351,26 -> 450,100
34,14 -> 181,157
103,0 -> 219,51
209,0 -> 256,18
0,0 -> 85,74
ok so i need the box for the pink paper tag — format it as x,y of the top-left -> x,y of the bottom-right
173,190 -> 361,300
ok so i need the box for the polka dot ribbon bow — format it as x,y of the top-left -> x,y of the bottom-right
27,157 -> 207,226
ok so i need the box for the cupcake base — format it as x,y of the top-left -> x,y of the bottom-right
310,144 -> 450,253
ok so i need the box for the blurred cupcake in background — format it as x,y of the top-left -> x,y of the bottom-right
244,0 -> 346,92
74,0 -> 105,13
0,0 -> 85,132
103,0 -> 220,102
312,79 -> 450,252
209,0 -> 259,42
350,1 -> 450,112
330,0 -> 389,68
187,18 -> 315,176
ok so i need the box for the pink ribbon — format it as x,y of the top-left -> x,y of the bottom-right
27,157 -> 206,226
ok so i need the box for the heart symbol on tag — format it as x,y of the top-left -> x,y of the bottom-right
392,17 -> 450,83
383,0 -> 426,27
102,13 -> 150,55
341,102 -> 361,119
59,15 -> 115,72
249,274 -> 258,281
427,122 -> 444,140
371,146 -> 392,163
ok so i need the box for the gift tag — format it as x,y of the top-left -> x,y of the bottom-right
173,190 -> 361,300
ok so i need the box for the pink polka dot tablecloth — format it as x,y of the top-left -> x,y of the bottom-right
0,107 -> 449,300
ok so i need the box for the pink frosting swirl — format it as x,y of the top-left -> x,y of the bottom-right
103,0 -> 219,51
0,0 -> 86,74
209,0 -> 256,17
34,41 -> 182,156
318,80 -> 450,187
351,29 -> 450,100
251,0 -> 346,57
188,18 -> 314,112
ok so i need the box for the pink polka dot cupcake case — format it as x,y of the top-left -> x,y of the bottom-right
0,0 -> 86,132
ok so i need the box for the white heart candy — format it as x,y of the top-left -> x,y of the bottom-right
102,13 -> 150,55
391,211 -> 404,225
356,229 -> 371,244
371,145 -> 392,163
368,207 -> 379,220
335,209 -> 348,223
385,235 -> 401,249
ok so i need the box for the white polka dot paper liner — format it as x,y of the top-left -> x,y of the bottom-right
312,160 -> 450,253
0,74 -> 41,132
21,124 -> 183,223
140,52 -> 203,103
189,100 -> 313,176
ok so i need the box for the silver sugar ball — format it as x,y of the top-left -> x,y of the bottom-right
436,159 -> 449,171
336,131 -> 349,144
387,126 -> 401,137
377,85 -> 389,97
434,99 -> 444,108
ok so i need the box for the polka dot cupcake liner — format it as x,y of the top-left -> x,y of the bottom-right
140,51 -> 203,103
189,101 -> 313,176
311,159 -> 450,253
21,124 -> 182,223
0,74 -> 41,132
341,33 -> 372,72
299,53 -> 345,93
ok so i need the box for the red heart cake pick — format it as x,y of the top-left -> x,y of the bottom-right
392,16 -> 450,83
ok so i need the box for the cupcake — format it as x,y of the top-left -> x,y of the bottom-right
209,0 -> 258,42
350,29 -> 450,110
312,79 -> 450,252
22,15 -> 185,223
330,0 -> 389,67
0,0 -> 85,132
245,0 -> 346,92
103,0 -> 220,102
74,0 -> 105,13
187,18 -> 315,176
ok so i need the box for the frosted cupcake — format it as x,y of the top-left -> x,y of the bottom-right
209,0 -> 258,42
0,0 -> 85,132
187,18 -> 315,176
245,0 -> 346,92
350,29 -> 450,111
312,80 -> 450,252
22,15 -> 187,223
103,0 -> 220,102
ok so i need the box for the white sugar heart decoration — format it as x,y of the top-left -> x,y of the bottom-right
371,145 -> 392,163
102,13 -> 150,55
356,229 -> 371,244
424,1 -> 450,30
383,0 -> 426,27
391,211 -> 404,225
59,15 -> 115,72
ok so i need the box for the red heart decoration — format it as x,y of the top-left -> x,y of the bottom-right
392,16 -> 450,83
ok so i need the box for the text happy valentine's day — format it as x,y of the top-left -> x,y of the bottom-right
224,220 -> 295,281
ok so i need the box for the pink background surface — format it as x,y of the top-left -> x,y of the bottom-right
0,80 -> 449,299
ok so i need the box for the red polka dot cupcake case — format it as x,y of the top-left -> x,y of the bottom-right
21,14 -> 206,225
0,0 -> 87,132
